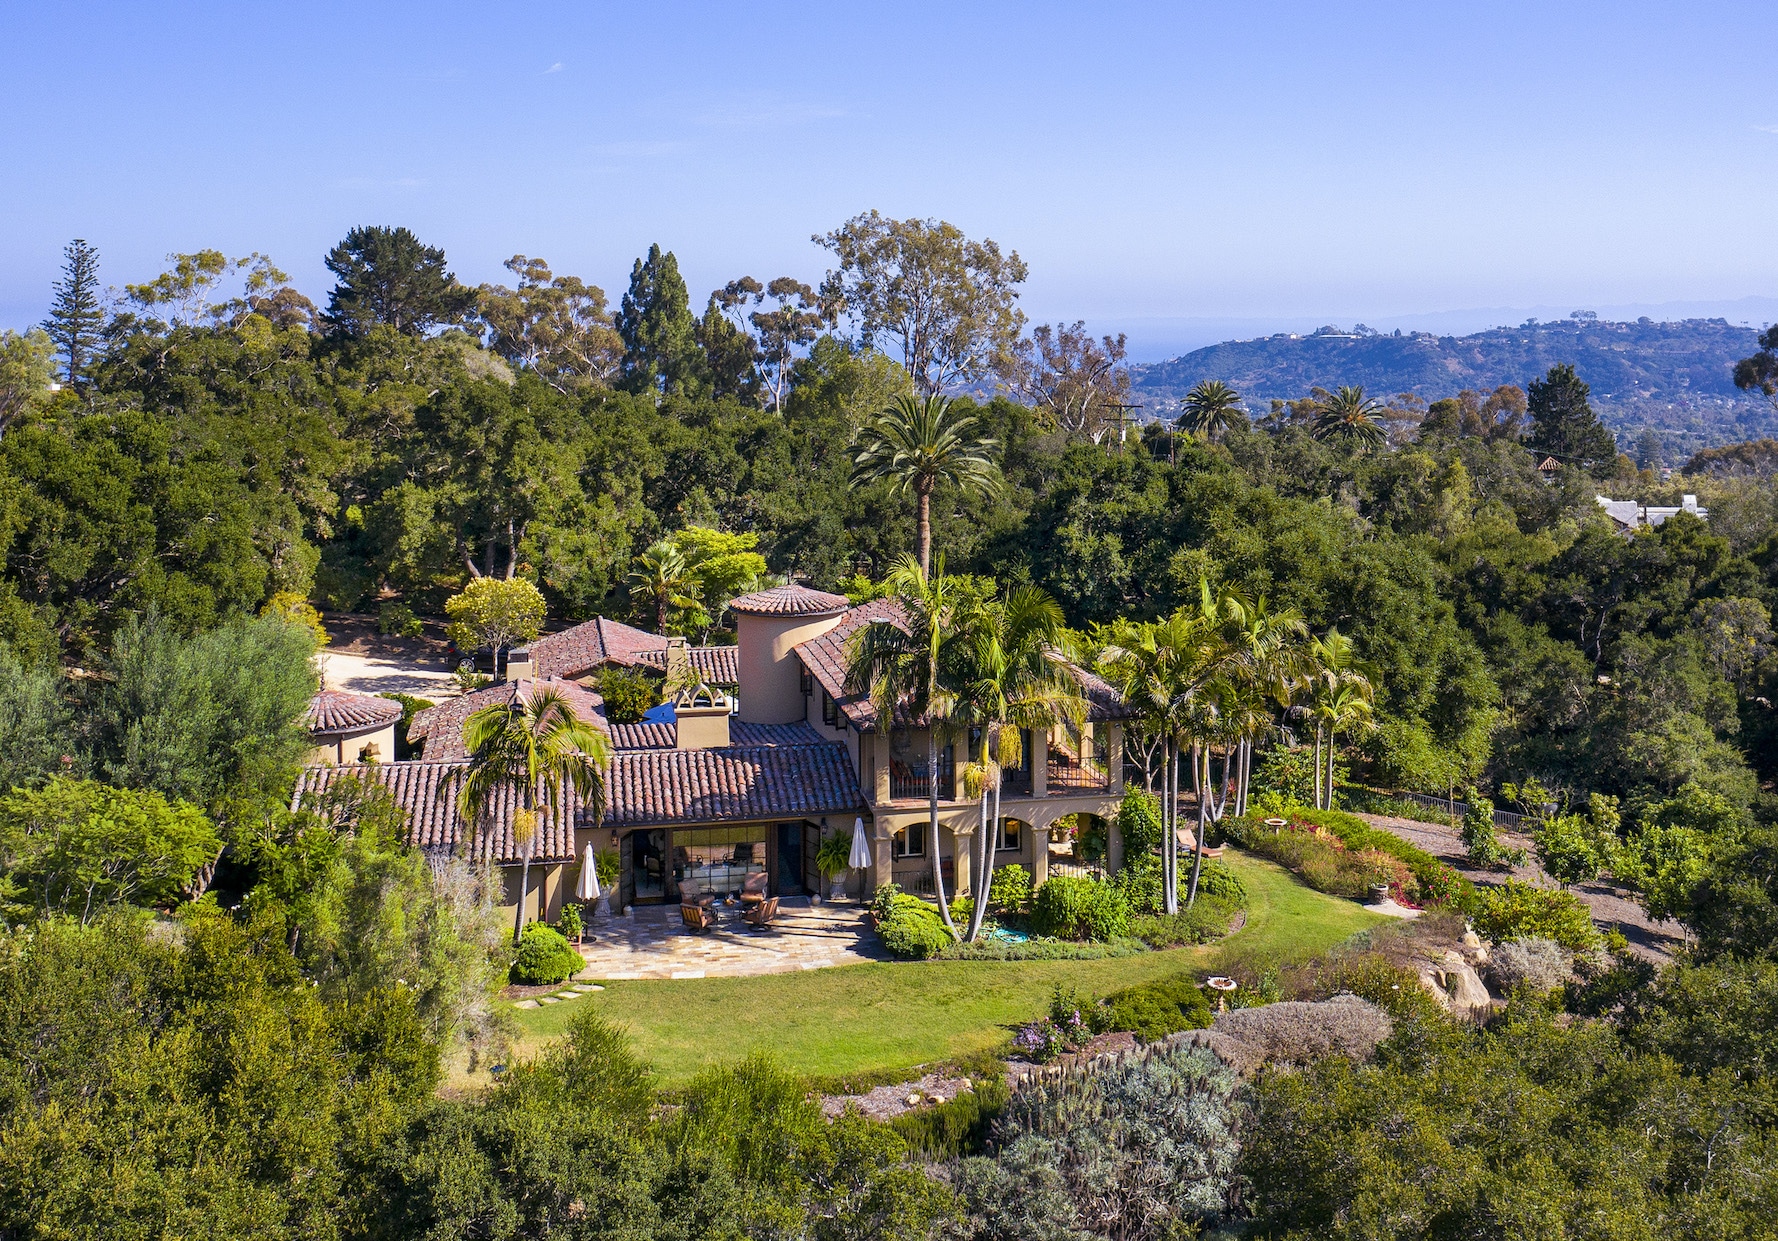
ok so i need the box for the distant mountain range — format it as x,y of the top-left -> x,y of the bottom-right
1128,317 -> 1778,455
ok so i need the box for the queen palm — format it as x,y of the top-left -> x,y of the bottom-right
627,540 -> 701,635
456,686 -> 611,943
1099,607 -> 1231,912
1310,385 -> 1388,449
1176,379 -> 1244,440
952,586 -> 1085,941
1299,628 -> 1374,809
845,554 -> 967,940
851,394 -> 1002,575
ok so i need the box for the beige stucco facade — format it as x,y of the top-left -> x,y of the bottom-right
735,609 -> 846,724
306,721 -> 397,768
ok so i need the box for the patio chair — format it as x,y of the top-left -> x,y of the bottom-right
679,888 -> 714,924
741,896 -> 780,930
739,871 -> 769,906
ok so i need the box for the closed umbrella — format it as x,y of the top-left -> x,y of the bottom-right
847,816 -> 872,870
577,842 -> 609,919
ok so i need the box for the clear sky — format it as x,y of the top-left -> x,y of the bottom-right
5,1 -> 1776,358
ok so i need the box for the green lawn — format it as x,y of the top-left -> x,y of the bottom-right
503,850 -> 1383,1085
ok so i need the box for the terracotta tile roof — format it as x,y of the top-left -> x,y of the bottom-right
607,719 -> 839,752
608,722 -> 677,750
793,600 -> 1133,729
634,643 -> 739,685
407,677 -> 608,761
306,690 -> 402,737
291,762 -> 586,864
794,600 -> 909,731
728,584 -> 850,617
529,616 -> 666,679
291,722 -> 863,858
606,741 -> 863,828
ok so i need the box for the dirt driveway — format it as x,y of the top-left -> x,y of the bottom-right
316,613 -> 461,699
1356,811 -> 1686,962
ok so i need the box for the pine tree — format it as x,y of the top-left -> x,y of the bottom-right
42,239 -> 104,388
1525,363 -> 1618,476
321,226 -> 475,338
615,244 -> 704,396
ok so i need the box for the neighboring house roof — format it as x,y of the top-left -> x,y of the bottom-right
407,677 -> 608,761
794,600 -> 1133,731
634,643 -> 739,685
728,584 -> 851,617
1595,493 -> 1709,531
306,690 -> 402,738
605,741 -> 863,828
529,616 -> 666,679
607,720 -> 833,751
291,761 -> 585,865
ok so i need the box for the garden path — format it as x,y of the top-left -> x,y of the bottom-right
1355,811 -> 1685,962
569,898 -> 891,981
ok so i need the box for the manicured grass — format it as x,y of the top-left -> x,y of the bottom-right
504,850 -> 1383,1085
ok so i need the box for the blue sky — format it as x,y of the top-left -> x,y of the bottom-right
5,1 -> 1776,358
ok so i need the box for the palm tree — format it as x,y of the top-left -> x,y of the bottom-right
951,586 -> 1085,941
1202,588 -> 1307,817
1310,385 -> 1388,449
850,394 -> 1002,576
845,554 -> 967,940
1297,628 -> 1375,809
627,540 -> 701,634
456,686 -> 611,943
1176,380 -> 1244,440
1099,607 -> 1232,913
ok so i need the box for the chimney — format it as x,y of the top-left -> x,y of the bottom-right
1682,494 -> 1698,513
674,683 -> 731,749
664,635 -> 692,694
505,647 -> 534,682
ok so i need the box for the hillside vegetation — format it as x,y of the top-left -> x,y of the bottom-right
1133,316 -> 1775,453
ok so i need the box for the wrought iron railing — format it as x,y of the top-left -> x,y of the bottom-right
1047,747 -> 1109,793
889,754 -> 956,801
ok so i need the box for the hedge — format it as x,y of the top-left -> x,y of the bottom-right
1030,875 -> 1130,941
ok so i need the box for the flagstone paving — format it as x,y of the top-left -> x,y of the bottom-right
570,898 -> 890,981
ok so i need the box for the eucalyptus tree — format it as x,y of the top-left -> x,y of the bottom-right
1176,380 -> 1244,440
850,393 -> 1002,575
952,585 -> 1085,941
456,687 -> 610,942
845,554 -> 968,940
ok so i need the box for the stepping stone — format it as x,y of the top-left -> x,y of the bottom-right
555,991 -> 581,1001
570,984 -> 604,992
513,999 -> 539,1009
538,995 -> 560,1004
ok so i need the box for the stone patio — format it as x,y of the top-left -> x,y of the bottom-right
570,898 -> 891,980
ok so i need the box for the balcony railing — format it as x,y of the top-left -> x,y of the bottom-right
890,754 -> 955,801
1047,745 -> 1110,793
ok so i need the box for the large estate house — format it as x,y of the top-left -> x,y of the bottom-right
295,586 -> 1132,926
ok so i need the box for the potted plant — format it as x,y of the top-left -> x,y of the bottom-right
816,829 -> 855,901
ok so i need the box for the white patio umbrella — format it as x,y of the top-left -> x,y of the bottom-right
847,816 -> 872,870
576,842 -> 609,919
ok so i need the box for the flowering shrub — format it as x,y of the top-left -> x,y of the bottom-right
1013,1017 -> 1072,1063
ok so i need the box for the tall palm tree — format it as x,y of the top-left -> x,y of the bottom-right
1202,588 -> 1307,817
850,394 -> 1002,576
1310,385 -> 1388,449
845,554 -> 967,940
1176,380 -> 1244,440
456,686 -> 611,943
1298,628 -> 1374,809
1099,606 -> 1232,913
627,540 -> 701,634
952,586 -> 1085,941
